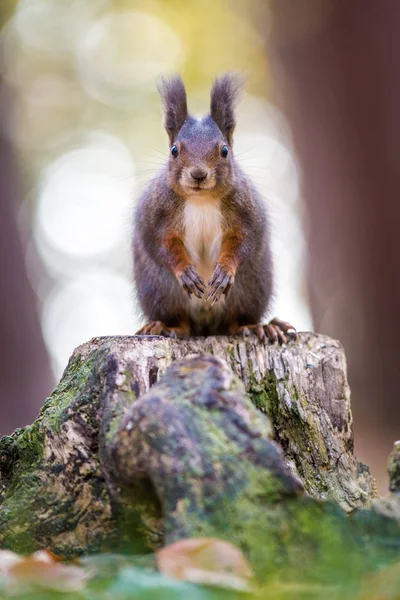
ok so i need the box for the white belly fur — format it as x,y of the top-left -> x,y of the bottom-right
183,196 -> 223,312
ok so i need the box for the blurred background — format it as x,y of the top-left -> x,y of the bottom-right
0,0 -> 398,493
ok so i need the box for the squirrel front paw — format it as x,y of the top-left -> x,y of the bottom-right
207,263 -> 235,305
178,265 -> 206,299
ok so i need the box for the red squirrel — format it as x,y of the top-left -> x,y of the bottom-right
133,73 -> 295,342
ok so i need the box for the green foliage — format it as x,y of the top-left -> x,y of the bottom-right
1,496 -> 400,600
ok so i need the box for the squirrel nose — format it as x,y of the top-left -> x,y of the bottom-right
190,167 -> 208,184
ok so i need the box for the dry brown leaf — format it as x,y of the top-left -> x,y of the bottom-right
32,550 -> 66,563
156,537 -> 254,592
6,550 -> 88,593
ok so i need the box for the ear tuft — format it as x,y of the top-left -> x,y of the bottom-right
210,73 -> 244,145
158,75 -> 188,143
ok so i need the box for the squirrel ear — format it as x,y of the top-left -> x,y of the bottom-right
210,73 -> 244,145
158,75 -> 188,143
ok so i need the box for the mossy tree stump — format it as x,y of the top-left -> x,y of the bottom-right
0,333 -> 383,558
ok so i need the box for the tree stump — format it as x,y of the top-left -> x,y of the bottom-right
0,333 -> 380,558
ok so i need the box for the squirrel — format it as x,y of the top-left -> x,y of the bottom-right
133,73 -> 295,343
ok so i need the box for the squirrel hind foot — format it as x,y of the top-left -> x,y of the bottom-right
135,320 -> 190,339
229,318 -> 296,345
264,318 -> 297,344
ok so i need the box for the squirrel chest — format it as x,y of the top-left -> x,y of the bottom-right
183,196 -> 222,284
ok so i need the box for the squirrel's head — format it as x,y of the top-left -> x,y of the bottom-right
158,73 -> 243,197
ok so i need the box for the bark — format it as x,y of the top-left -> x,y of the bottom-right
0,333 -> 386,559
388,442 -> 400,493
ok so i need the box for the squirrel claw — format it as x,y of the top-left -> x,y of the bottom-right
207,264 -> 234,304
229,318 -> 296,345
266,317 -> 297,344
179,265 -> 205,299
136,321 -> 189,338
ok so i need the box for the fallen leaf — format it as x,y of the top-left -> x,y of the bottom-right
156,537 -> 254,592
28,550 -> 54,564
7,550 -> 88,593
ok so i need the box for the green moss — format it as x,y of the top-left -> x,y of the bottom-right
246,363 -> 278,416
290,399 -> 301,419
226,344 -> 235,364
247,378 -> 269,413
118,369 -> 138,399
103,390 -> 137,446
44,351 -> 100,433
262,373 -> 281,420
0,423 -> 45,488
245,369 -> 335,499
0,422 -> 47,552
112,481 -> 163,554
0,346 -> 111,555
104,413 -> 124,446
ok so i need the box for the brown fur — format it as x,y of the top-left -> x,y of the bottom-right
133,74 -> 278,338
162,231 -> 191,278
218,230 -> 244,274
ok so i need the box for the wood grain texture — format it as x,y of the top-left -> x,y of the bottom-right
96,332 -> 376,512
0,333 -> 378,556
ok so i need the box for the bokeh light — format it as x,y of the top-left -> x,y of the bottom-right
76,11 -> 185,109
14,0 -> 111,55
42,271 -> 136,375
35,132 -> 134,261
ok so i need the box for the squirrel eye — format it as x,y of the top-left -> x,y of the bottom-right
171,145 -> 179,158
221,145 -> 229,158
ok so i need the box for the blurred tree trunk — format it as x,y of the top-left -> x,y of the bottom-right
0,80 -> 53,434
265,0 -> 400,491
